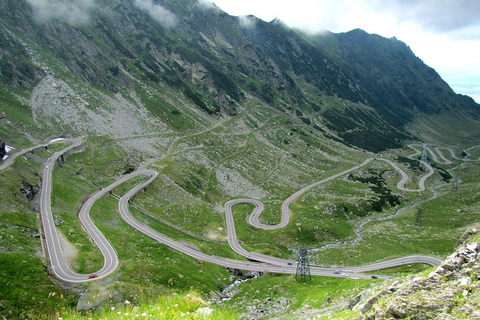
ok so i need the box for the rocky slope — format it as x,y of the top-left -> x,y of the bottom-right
352,226 -> 480,319
1,0 -> 479,151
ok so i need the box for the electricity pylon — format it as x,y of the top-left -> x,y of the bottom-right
295,247 -> 311,283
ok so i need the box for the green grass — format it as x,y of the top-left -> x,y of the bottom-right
0,157 -> 44,254
129,206 -> 242,260
220,162 -> 409,260
52,166 -> 104,274
65,136 -> 137,187
408,110 -> 480,147
86,196 -> 232,299
0,86 -> 41,147
45,136 -> 235,298
365,263 -> 433,276
310,156 -> 480,267
223,273 -> 372,318
48,291 -> 238,320
1,92 -> 479,320
0,253 -> 78,319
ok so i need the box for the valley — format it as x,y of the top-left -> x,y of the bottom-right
1,113 -> 479,318
1,0 -> 480,318
2,138 -> 452,283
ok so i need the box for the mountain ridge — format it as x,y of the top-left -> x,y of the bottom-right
1,1 -> 480,318
1,0 -> 479,151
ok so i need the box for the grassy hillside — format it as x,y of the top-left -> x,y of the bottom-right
1,0 -> 480,319
1,97 -> 479,319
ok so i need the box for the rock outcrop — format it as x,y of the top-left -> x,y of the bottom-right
352,227 -> 480,320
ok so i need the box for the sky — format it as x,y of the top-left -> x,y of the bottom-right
211,0 -> 480,103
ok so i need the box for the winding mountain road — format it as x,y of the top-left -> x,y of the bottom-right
3,138 -> 476,282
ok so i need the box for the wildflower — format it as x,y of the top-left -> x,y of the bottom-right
110,307 -> 115,311
141,313 -> 147,317
125,300 -> 131,305
174,304 -> 178,307
196,307 -> 213,316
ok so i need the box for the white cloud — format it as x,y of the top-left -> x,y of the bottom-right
26,0 -> 95,25
134,0 -> 177,28
238,15 -> 257,29
212,0 -> 480,103
373,0 -> 480,34
197,0 -> 215,9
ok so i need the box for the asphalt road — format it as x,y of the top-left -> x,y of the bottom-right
0,138 -> 68,170
224,156 -> 442,269
3,139 -> 466,282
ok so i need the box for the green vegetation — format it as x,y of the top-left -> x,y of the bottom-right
0,253 -> 78,319
223,273 -> 373,318
1,102 -> 479,319
311,156 -> 480,267
0,156 -> 78,319
0,1 -> 479,318
365,263 -> 433,276
50,291 -> 238,320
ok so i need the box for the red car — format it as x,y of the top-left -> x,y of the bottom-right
88,274 -> 98,279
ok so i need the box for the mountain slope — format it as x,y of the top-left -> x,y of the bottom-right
0,0 -> 479,151
1,1 -> 480,318
354,226 -> 480,320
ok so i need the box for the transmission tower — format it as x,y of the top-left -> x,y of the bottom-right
452,175 -> 458,193
420,144 -> 428,170
295,247 -> 311,283
415,208 -> 422,228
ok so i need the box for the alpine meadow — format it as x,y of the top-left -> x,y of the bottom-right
1,0 -> 480,319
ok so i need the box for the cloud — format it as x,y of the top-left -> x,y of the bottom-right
371,0 -> 480,36
450,79 -> 480,103
238,15 -> 258,29
26,0 -> 95,25
196,0 -> 215,9
134,0 -> 176,28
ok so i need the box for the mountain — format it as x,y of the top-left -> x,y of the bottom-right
1,0 -> 480,319
1,0 -> 478,152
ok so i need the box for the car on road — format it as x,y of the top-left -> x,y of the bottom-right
287,262 -> 293,265
88,274 -> 98,279
371,275 -> 378,279
333,270 -> 340,274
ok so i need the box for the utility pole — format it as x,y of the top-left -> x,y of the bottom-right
415,208 -> 422,228
295,247 -> 311,283
420,144 -> 428,171
452,176 -> 458,193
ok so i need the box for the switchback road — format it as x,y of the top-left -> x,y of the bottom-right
4,139 -> 474,282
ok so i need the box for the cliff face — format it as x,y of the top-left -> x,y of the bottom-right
353,226 -> 480,319
1,0 -> 479,151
